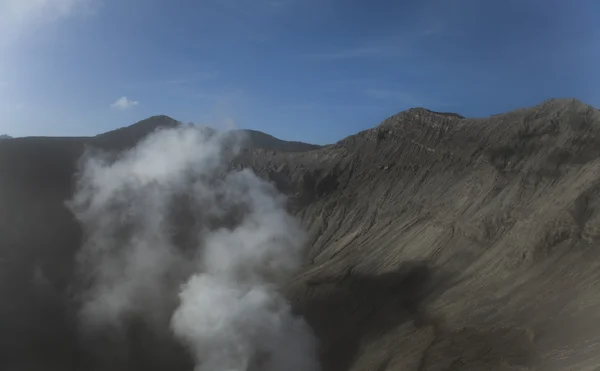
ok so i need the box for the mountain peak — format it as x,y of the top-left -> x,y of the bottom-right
93,117 -> 321,153
97,115 -> 181,137
93,115 -> 182,150
537,97 -> 593,112
401,107 -> 465,119
375,107 -> 465,129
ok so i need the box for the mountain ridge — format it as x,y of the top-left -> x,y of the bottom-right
94,115 -> 322,152
236,97 -> 600,371
1,98 -> 600,370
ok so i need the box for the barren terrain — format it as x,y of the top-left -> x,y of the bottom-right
1,98 -> 600,370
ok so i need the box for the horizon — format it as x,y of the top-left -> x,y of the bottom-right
5,96 -> 596,145
0,0 -> 598,145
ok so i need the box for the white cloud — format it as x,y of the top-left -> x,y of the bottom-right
110,96 -> 139,110
0,0 -> 100,46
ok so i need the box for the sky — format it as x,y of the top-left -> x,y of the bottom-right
0,0 -> 598,144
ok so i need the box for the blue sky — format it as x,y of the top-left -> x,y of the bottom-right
0,0 -> 598,144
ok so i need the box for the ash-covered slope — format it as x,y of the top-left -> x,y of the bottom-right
1,99 -> 600,371
236,98 -> 600,371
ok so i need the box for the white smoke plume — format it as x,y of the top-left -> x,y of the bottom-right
68,125 -> 320,371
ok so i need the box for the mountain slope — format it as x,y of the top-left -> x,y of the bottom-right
94,115 -> 182,150
236,98 -> 600,371
1,99 -> 600,370
237,129 -> 322,152
95,116 -> 321,152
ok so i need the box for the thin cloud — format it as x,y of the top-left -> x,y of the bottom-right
163,71 -> 218,86
164,78 -> 193,86
267,0 -> 292,10
214,0 -> 294,15
121,71 -> 218,91
0,0 -> 101,46
110,97 -> 139,110
420,23 -> 445,37
305,20 -> 446,61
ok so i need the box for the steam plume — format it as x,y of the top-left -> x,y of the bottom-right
68,125 -> 320,371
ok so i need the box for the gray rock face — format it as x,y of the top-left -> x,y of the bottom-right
237,98 -> 600,371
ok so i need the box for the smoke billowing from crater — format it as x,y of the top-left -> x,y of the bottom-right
68,126 -> 320,371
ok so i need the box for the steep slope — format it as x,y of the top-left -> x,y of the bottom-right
235,98 -> 600,371
1,99 -> 600,370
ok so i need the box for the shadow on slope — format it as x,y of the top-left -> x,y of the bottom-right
290,259 -> 538,371
291,261 -> 442,371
